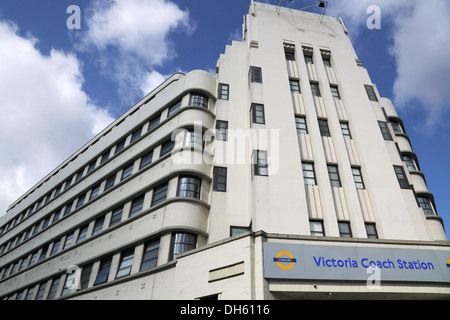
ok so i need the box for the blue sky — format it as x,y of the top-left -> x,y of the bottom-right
0,0 -> 449,237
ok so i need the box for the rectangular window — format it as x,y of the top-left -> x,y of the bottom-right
110,207 -> 123,226
167,100 -> 181,117
304,54 -> 313,64
318,119 -> 331,137
92,216 -> 105,235
63,232 -> 74,249
177,176 -> 201,199
340,122 -> 352,139
87,161 -> 96,174
189,93 -> 209,108
79,263 -> 93,290
116,249 -> 134,279
302,162 -> 316,185
152,182 -> 168,206
47,277 -> 60,300
105,174 -> 116,191
213,167 -> 227,192
218,83 -> 229,100
295,116 -> 308,134
249,66 -> 262,83
130,195 -> 145,217
289,79 -> 300,93
215,120 -> 228,141
64,201 -> 73,216
140,150 -> 153,169
418,196 -> 434,215
148,114 -> 160,131
115,139 -> 126,154
394,165 -> 410,189
76,225 -> 89,243
93,256 -> 112,286
35,282 -> 47,300
100,150 -> 110,164
364,84 -> 378,101
352,167 -> 365,189
310,220 -> 324,236
330,85 -> 340,99
130,127 -> 142,143
251,103 -> 265,124
338,222 -> 352,238
310,82 -> 321,97
90,184 -> 100,200
365,223 -> 378,239
327,165 -> 341,188
254,150 -> 268,176
378,121 -> 393,141
76,193 -> 86,209
75,171 -> 83,183
121,163 -> 134,181
50,239 -> 61,256
140,239 -> 160,271
323,57 -> 331,67
160,139 -> 174,157
184,129 -> 204,150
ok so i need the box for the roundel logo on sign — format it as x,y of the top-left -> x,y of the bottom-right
273,251 -> 297,270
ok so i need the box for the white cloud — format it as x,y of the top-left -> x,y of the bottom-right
140,70 -> 169,95
0,20 -> 114,216
327,0 -> 450,129
78,0 -> 195,101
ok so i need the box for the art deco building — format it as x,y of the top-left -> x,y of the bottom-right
1,1 -> 449,300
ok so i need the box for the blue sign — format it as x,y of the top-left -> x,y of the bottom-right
263,243 -> 450,283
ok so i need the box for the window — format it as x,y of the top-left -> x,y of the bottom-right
168,100 -> 181,117
304,54 -> 313,64
253,150 -> 268,176
140,150 -> 153,169
295,116 -> 308,134
216,120 -> 228,141
338,222 -> 352,238
62,272 -> 76,296
318,119 -> 330,137
330,85 -> 340,99
340,122 -> 352,139
289,79 -> 300,93
230,226 -> 250,236
100,150 -> 110,164
110,207 -> 123,226
36,282 -> 47,300
285,51 -> 295,61
47,277 -> 60,300
323,57 -> 331,67
251,103 -> 265,124
87,161 -> 96,174
365,223 -> 378,239
249,66 -> 262,83
105,174 -> 116,191
64,178 -> 72,191
42,217 -> 50,229
130,196 -> 145,217
64,201 -> 73,216
170,233 -> 196,261
92,216 -> 105,235
402,155 -> 416,171
394,165 -> 410,189
177,176 -> 201,199
76,193 -> 86,209
130,128 -> 142,143
302,162 -> 316,185
184,129 -> 204,149
152,182 -> 168,206
189,93 -> 209,108
25,287 -> 35,300
390,120 -> 402,133
160,139 -> 174,157
352,167 -> 365,189
378,121 -> 393,141
79,263 -> 93,290
140,239 -> 160,271
93,256 -> 112,286
148,114 -> 160,130
310,220 -> 324,236
90,184 -> 100,200
63,232 -> 74,249
50,239 -> 61,256
213,167 -> 227,192
75,171 -> 83,183
327,165 -> 341,188
121,163 -> 134,181
418,196 -> 434,215
115,139 -> 126,154
218,83 -> 229,100
116,249 -> 134,279
364,85 -> 378,101
310,82 -> 321,97
76,225 -> 89,243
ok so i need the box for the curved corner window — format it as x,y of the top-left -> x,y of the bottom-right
189,93 -> 208,108
177,176 -> 201,199
169,233 -> 197,261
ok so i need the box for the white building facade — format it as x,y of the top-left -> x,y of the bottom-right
1,2 -> 449,300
